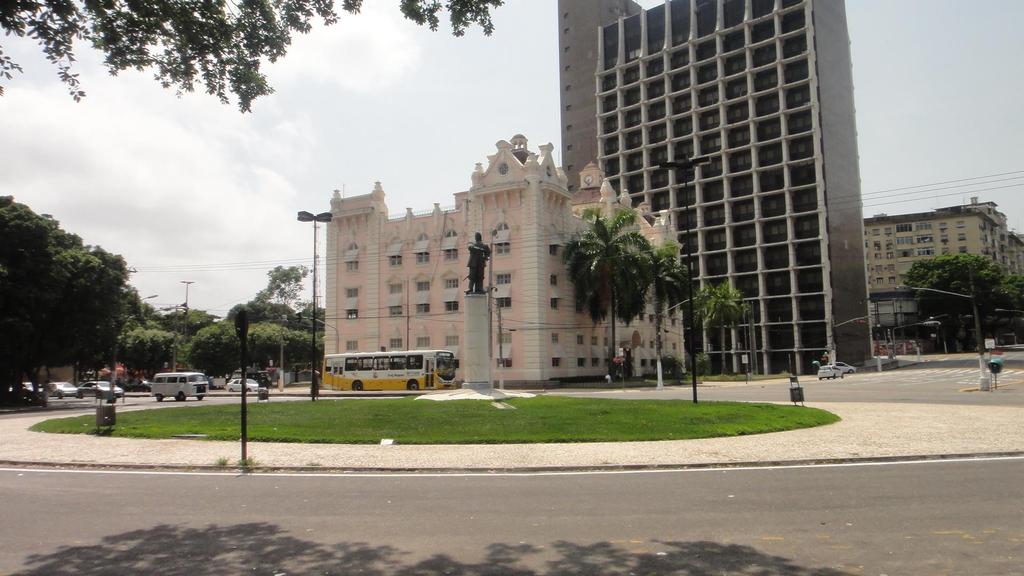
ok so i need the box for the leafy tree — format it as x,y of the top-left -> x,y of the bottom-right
2,0 -> 504,110
0,196 -> 132,403
188,322 -> 239,378
564,207 -> 652,372
697,282 -> 745,374
248,322 -> 307,369
119,327 -> 176,376
644,242 -> 689,384
255,265 -> 307,309
904,253 -> 1012,348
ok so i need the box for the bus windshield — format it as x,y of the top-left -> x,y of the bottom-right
436,352 -> 455,380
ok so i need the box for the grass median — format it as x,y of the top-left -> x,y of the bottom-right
31,397 -> 839,444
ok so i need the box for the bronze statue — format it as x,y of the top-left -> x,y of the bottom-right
466,231 -> 491,294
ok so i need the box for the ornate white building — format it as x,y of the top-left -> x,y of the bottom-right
323,135 -> 682,385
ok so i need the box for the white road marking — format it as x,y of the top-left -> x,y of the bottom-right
2,455 -> 1023,479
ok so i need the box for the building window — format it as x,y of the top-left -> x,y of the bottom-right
499,332 -> 512,345
550,274 -> 558,286
577,358 -> 586,367
496,297 -> 512,308
592,358 -> 599,366
389,306 -> 403,316
916,222 -> 932,230
389,338 -> 403,350
551,357 -> 561,367
445,335 -> 459,347
346,309 -> 358,319
959,246 -> 968,253
389,255 -> 402,266
416,281 -> 430,292
956,220 -> 966,229
916,235 -> 933,243
445,301 -> 459,312
497,358 -> 512,368
345,288 -> 358,297
550,298 -> 559,309
592,335 -> 598,345
958,233 -> 967,241
390,283 -> 403,294
495,242 -> 511,255
496,273 -> 512,284
895,223 -> 912,232
346,340 -> 358,351
916,248 -> 934,256
551,333 -> 559,344
416,303 -> 430,314
549,245 -> 560,255
444,248 -> 458,261
346,261 -> 359,272
577,334 -> 584,345
896,237 -> 914,245
416,252 -> 430,264
416,336 -> 430,348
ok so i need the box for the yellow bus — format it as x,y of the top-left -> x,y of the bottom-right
322,350 -> 457,391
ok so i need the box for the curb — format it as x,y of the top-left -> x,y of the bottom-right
2,451 -> 1023,475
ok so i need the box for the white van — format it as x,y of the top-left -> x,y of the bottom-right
151,372 -> 208,402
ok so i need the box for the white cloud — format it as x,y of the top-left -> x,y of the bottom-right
270,4 -> 421,93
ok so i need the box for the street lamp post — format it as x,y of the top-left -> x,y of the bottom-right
660,155 -> 711,403
902,284 -> 990,390
297,210 -> 333,401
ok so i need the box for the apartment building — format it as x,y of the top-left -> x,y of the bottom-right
864,198 -> 1024,291
561,0 -> 869,373
323,135 -> 682,386
864,198 -> 1024,339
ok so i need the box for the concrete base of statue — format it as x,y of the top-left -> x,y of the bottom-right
460,292 -> 491,393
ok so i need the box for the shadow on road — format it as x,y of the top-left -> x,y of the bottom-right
15,522 -> 853,575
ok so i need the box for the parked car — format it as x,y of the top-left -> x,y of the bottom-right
123,379 -> 152,392
817,365 -> 845,380
49,382 -> 79,399
226,378 -> 260,393
833,362 -> 856,375
76,381 -> 125,398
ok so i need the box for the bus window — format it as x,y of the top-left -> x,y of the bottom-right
345,358 -> 358,372
389,356 -> 406,370
408,355 -> 424,370
358,357 -> 375,371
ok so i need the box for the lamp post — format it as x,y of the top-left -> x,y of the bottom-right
660,156 -> 711,403
297,210 -> 333,401
901,284 -> 989,390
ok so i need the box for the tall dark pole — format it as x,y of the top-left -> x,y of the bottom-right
298,210 -> 333,402
234,309 -> 249,463
660,157 -> 711,404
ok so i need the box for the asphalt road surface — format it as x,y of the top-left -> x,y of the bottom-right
2,457 -> 1022,575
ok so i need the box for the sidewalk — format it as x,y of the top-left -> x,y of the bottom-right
2,401 -> 1022,471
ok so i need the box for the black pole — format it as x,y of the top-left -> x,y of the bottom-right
660,157 -> 709,404
683,176 -> 699,404
234,309 -> 250,463
311,220 -> 319,402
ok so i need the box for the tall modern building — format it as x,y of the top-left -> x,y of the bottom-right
558,0 -> 642,195
560,0 -> 870,373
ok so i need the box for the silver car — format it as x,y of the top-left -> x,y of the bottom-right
76,381 -> 125,399
49,382 -> 79,399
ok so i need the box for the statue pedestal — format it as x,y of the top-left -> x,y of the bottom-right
461,293 -> 492,393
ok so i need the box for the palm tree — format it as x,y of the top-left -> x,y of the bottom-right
698,282 -> 745,374
645,242 -> 689,388
564,207 -> 652,373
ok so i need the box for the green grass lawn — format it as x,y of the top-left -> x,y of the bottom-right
31,397 -> 838,444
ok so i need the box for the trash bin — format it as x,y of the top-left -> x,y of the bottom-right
258,387 -> 270,402
788,376 -> 804,405
96,404 -> 116,427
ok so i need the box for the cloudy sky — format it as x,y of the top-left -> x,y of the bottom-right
2,0 -> 1022,316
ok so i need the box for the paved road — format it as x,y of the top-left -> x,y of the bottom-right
2,457 -> 1022,575
556,351 -> 1024,406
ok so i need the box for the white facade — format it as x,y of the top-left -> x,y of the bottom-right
324,135 -> 682,385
